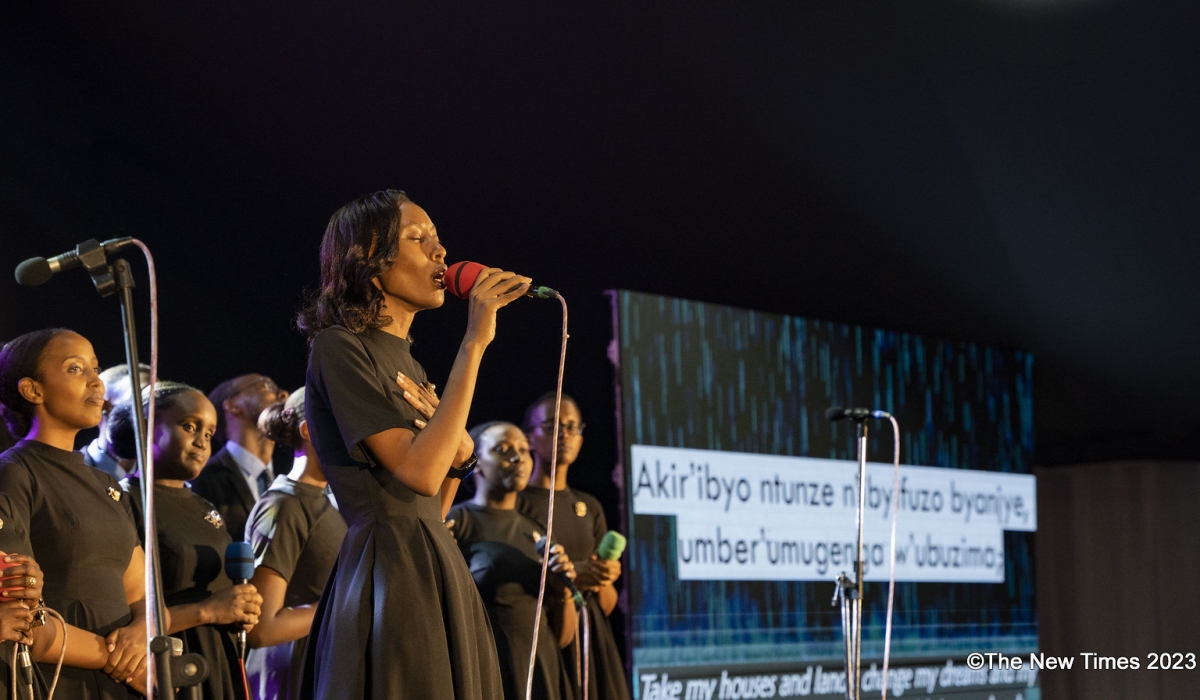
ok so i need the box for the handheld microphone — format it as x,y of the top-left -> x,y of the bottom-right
596,531 -> 627,562
535,537 -> 585,607
824,406 -> 890,422
224,541 -> 255,660
444,261 -> 558,300
14,237 -> 135,287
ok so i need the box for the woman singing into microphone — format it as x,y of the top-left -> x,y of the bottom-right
295,189 -> 526,699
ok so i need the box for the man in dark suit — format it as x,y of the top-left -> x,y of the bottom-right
190,373 -> 288,540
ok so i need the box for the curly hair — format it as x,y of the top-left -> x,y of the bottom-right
296,189 -> 414,341
0,328 -> 72,438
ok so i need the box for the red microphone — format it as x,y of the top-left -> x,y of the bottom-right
444,261 -> 558,299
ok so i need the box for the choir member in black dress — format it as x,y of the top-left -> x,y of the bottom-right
517,394 -> 631,700
110,382 -> 263,700
0,328 -> 150,698
191,374 -> 289,543
0,500 -> 148,699
449,421 -> 577,700
295,189 -> 529,699
245,388 -> 347,700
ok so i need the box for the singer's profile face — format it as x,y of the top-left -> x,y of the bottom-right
21,332 -> 105,433
477,424 -> 532,493
527,399 -> 583,467
374,203 -> 448,313
153,389 -> 218,481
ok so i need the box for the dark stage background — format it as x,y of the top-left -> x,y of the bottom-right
2,3 -> 1198,698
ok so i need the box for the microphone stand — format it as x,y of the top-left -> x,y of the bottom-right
73,242 -> 203,699
831,418 -> 869,700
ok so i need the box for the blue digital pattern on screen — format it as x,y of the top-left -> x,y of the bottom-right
612,290 -> 1037,676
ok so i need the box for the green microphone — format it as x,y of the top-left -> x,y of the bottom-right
597,531 -> 627,562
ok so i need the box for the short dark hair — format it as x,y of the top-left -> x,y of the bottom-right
296,189 -> 414,342
0,328 -> 73,438
462,420 -> 522,499
206,376 -> 243,446
108,381 -> 199,461
468,420 -> 519,447
522,392 -> 577,431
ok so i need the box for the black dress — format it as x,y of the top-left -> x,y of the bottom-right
0,493 -> 48,700
0,440 -> 139,699
245,473 -> 347,700
449,503 -> 576,700
299,326 -> 503,699
517,487 -> 631,700
190,446 -> 257,543
123,477 -> 246,700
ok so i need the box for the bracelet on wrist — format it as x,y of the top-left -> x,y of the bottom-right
446,453 -> 478,480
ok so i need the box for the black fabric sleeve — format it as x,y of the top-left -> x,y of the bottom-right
0,494 -> 31,555
310,328 -> 420,464
248,495 -> 308,582
0,458 -> 34,555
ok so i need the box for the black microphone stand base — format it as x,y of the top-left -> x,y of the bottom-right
152,636 -> 208,698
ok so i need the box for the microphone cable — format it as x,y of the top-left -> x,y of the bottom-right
9,604 -> 67,700
131,240 -> 167,700
238,657 -> 251,700
879,413 -> 900,700
580,602 -> 591,700
524,292 -> 569,700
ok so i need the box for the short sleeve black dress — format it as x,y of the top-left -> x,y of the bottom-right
449,503 -> 575,700
0,440 -> 139,699
517,487 -> 631,700
123,477 -> 246,700
299,326 -> 503,699
245,473 -> 347,700
0,493 -> 48,700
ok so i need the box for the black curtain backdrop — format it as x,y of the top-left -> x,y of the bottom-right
1037,461 -> 1200,699
2,0 -> 1198,469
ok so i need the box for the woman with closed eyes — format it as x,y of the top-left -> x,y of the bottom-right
295,189 -> 528,698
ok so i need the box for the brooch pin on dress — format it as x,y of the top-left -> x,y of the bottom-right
107,487 -> 122,502
204,510 -> 224,529
574,501 -> 587,517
